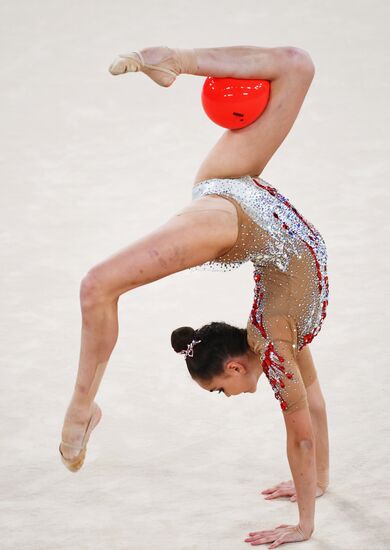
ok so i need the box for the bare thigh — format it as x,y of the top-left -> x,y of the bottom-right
194,65 -> 314,183
85,196 -> 239,302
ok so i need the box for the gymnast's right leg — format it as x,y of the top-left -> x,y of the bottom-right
109,45 -> 315,181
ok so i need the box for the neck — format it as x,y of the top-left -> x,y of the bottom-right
247,348 -> 263,380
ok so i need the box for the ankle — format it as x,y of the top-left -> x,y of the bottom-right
65,399 -> 94,424
174,48 -> 198,75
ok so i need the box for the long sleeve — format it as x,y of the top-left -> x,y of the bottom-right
247,314 -> 310,414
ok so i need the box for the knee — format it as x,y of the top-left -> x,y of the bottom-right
80,268 -> 116,309
283,46 -> 315,78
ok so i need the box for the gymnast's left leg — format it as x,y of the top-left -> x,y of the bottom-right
59,200 -> 239,469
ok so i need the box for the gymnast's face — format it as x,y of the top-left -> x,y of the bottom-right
195,352 -> 263,397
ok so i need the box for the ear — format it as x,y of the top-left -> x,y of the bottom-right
225,359 -> 247,374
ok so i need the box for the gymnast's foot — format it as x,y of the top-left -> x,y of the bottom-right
108,46 -> 197,87
59,402 -> 102,472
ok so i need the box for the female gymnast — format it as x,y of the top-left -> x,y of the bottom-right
59,45 -> 330,547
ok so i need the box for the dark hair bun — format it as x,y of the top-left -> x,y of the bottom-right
171,326 -> 196,353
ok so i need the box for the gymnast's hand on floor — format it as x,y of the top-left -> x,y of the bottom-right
244,523 -> 310,547
261,479 -> 325,502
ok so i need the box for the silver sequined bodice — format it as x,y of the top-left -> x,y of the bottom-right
191,175 -> 329,353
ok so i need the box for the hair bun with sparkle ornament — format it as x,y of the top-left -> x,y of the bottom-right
171,326 -> 199,357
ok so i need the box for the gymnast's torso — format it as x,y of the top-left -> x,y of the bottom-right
188,175 -> 330,412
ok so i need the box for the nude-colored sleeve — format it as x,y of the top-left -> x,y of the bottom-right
296,346 -> 318,389
247,316 -> 309,414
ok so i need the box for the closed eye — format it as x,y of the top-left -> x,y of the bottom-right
218,389 -> 224,394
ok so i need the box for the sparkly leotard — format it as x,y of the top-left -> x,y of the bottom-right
191,175 -> 329,414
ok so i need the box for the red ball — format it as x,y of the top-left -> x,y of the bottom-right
201,77 -> 270,130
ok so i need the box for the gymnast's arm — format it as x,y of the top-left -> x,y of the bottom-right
305,379 -> 330,494
283,405 -> 317,538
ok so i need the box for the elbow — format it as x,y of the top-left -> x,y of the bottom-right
283,46 -> 316,79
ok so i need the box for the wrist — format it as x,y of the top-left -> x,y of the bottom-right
317,470 -> 329,485
317,481 -> 328,492
317,474 -> 329,493
298,522 -> 314,539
